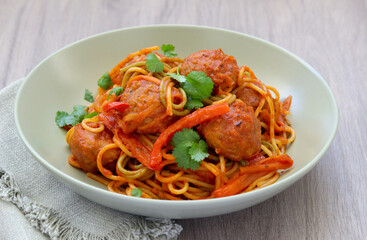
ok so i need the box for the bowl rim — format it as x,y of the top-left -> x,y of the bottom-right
14,24 -> 339,207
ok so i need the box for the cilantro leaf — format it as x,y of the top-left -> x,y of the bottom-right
189,140 -> 209,162
84,112 -> 99,119
171,128 -> 200,147
55,111 -> 69,127
98,72 -> 113,90
171,128 -> 209,170
184,98 -> 204,110
145,53 -> 164,72
183,71 -> 214,100
131,188 -> 142,197
55,105 -> 88,128
107,87 -> 124,100
167,72 -> 186,83
71,105 -> 89,120
84,89 -> 94,103
161,44 -> 177,57
167,70 -> 214,110
172,143 -> 200,170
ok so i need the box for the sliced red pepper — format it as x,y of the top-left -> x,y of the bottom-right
245,153 -> 265,165
240,154 -> 293,174
102,102 -> 129,113
150,103 -> 230,170
282,95 -> 292,113
98,113 -> 117,131
116,130 -> 154,169
214,154 -> 293,198
214,172 -> 269,198
260,109 -> 283,132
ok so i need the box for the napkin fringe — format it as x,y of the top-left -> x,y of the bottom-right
0,168 -> 182,240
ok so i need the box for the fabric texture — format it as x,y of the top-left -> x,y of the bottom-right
0,79 -> 182,240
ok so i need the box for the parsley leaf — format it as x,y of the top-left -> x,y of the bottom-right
145,53 -> 164,72
107,87 -> 124,100
161,44 -> 177,57
84,112 -> 99,119
55,105 -> 88,128
98,72 -> 113,90
84,89 -> 94,103
171,128 -> 209,170
131,188 -> 142,197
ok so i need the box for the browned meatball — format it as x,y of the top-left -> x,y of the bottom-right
197,100 -> 261,161
67,123 -> 120,173
180,49 -> 239,92
117,78 -> 178,134
235,86 -> 262,109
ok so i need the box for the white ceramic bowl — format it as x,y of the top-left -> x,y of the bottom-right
15,25 -> 338,219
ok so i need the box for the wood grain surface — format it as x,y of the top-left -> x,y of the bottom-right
1,0 -> 366,239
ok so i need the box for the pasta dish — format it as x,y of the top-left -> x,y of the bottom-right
56,45 -> 295,200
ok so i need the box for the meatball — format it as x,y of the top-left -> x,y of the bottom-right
180,49 -> 239,92
117,78 -> 178,134
197,100 -> 261,161
235,86 -> 262,109
67,123 -> 120,173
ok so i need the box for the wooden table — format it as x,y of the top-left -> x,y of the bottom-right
1,0 -> 366,239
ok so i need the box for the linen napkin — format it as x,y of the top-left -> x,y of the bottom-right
0,79 -> 182,240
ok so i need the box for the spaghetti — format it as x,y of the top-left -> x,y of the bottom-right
63,46 -> 295,200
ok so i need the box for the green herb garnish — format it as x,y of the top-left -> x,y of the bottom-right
145,53 -> 164,73
55,105 -> 88,128
161,44 -> 177,57
107,87 -> 124,100
84,89 -> 94,103
168,71 -> 214,110
84,112 -> 99,119
171,128 -> 209,170
131,188 -> 143,197
167,68 -> 186,83
98,72 -> 113,90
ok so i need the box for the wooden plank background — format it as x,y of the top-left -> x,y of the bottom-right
1,0 -> 366,239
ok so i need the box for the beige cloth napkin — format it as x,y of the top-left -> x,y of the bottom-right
0,79 -> 182,240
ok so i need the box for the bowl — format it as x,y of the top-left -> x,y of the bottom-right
14,25 -> 338,219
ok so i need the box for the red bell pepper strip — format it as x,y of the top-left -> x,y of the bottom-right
240,154 -> 293,174
150,103 -> 230,170
214,172 -> 269,198
102,102 -> 129,113
245,153 -> 265,165
116,130 -> 154,169
213,154 -> 293,198
282,95 -> 292,113
98,113 -> 117,131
